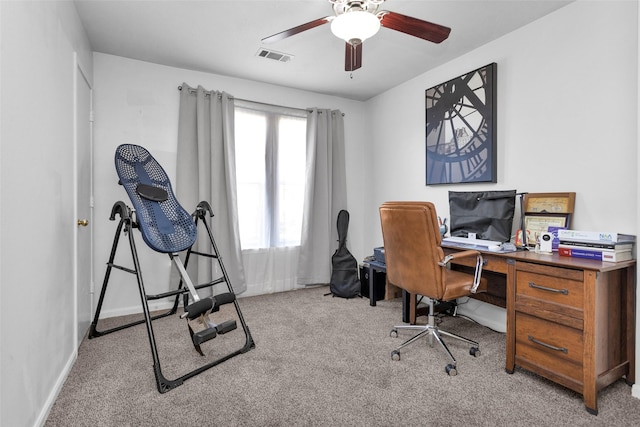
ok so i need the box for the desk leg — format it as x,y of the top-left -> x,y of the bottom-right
626,264 -> 636,385
402,290 -> 415,324
583,270 -> 598,415
368,265 -> 376,307
410,293 -> 416,324
402,290 -> 409,323
505,259 -> 516,374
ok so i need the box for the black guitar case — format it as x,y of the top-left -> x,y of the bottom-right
328,210 -> 360,298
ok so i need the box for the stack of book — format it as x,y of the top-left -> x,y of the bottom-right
557,230 -> 636,262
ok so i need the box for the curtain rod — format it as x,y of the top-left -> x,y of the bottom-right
177,86 -> 344,116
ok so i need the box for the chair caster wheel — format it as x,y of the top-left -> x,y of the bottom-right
391,350 -> 400,361
390,329 -> 398,338
470,347 -> 481,357
445,364 -> 457,376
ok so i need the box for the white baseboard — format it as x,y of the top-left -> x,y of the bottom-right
97,300 -> 176,319
35,349 -> 77,427
632,383 -> 640,400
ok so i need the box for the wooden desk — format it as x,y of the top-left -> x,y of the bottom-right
442,245 -> 635,415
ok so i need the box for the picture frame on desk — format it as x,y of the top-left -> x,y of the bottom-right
523,213 -> 570,246
520,192 -> 575,247
425,63 -> 497,185
524,193 -> 575,214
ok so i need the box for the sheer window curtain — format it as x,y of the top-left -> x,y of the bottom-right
297,108 -> 348,285
234,103 -> 307,296
176,83 -> 246,294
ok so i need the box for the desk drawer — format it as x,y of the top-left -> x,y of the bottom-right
515,312 -> 583,385
515,268 -> 584,328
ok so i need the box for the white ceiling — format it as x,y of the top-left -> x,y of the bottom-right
74,0 -> 574,101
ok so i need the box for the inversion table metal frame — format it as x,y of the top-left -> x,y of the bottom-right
89,144 -> 255,393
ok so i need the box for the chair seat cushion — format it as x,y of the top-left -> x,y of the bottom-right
442,269 -> 488,301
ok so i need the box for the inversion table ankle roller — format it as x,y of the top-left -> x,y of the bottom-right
89,144 -> 255,393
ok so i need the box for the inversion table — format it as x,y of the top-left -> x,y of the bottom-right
89,144 -> 255,393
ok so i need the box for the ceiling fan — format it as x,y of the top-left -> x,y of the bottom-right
261,0 -> 451,72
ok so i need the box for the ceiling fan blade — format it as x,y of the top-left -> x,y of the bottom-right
345,42 -> 363,72
378,11 -> 451,43
261,16 -> 332,44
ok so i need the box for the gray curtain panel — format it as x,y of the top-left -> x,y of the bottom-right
176,83 -> 246,294
297,108 -> 347,285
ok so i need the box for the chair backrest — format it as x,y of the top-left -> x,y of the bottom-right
115,144 -> 197,253
379,202 -> 446,299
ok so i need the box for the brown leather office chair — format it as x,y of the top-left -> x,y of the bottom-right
379,201 -> 487,376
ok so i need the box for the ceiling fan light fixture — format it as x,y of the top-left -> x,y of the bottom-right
330,11 -> 380,45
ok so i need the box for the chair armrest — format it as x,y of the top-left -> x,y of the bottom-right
439,250 -> 484,294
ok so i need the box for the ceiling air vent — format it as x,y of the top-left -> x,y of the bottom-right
256,48 -> 293,63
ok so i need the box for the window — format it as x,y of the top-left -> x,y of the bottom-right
234,105 -> 306,249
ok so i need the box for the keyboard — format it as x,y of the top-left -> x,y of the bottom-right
442,236 -> 502,249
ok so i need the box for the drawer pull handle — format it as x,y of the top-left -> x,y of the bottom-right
528,335 -> 568,354
529,282 -> 568,295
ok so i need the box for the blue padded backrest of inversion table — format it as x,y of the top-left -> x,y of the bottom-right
114,144 -> 197,253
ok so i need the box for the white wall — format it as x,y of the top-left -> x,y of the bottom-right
365,0 -> 639,397
365,0 -> 638,247
91,53 -> 369,316
0,1 -> 92,426
1,1 -> 638,425
637,0 -> 640,402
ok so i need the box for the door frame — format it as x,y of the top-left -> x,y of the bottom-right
73,53 -> 94,350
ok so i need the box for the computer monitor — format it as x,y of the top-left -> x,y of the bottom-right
448,190 -> 517,243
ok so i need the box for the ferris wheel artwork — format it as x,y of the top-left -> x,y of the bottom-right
425,63 -> 497,185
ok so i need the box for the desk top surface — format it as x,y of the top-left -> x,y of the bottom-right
442,243 -> 636,272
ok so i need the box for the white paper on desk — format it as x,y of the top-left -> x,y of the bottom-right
487,246 -> 517,253
443,241 -> 516,253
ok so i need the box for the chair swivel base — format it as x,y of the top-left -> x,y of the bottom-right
390,322 -> 480,376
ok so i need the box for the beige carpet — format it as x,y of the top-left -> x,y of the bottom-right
46,285 -> 640,426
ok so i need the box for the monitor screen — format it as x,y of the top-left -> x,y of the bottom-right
448,190 -> 516,242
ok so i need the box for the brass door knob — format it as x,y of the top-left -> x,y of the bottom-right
77,219 -> 89,227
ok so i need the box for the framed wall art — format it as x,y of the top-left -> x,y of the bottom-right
425,63 -> 497,185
